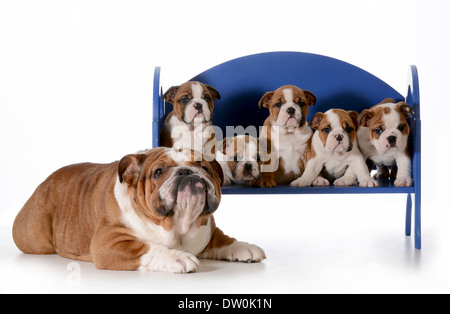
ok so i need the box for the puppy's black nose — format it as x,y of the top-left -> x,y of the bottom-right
387,136 -> 397,145
194,103 -> 203,111
286,107 -> 295,116
244,163 -> 253,171
177,168 -> 194,176
336,134 -> 343,143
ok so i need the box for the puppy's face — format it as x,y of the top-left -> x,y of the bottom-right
163,82 -> 221,125
259,85 -> 316,128
310,109 -> 359,154
358,100 -> 413,152
219,135 -> 261,182
118,148 -> 223,234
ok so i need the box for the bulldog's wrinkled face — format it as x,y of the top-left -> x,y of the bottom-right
259,85 -> 316,128
310,109 -> 359,154
358,100 -> 413,152
219,135 -> 261,182
118,148 -> 223,234
163,81 -> 221,125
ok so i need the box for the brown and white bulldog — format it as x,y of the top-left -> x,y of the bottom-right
256,85 -> 316,187
216,135 -> 262,186
13,147 -> 266,273
357,99 -> 414,187
290,109 -> 377,188
161,81 -> 220,160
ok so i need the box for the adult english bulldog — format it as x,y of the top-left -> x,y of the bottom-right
13,148 -> 266,273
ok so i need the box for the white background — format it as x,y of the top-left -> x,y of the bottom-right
1,0 -> 449,293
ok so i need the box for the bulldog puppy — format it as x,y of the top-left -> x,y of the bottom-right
216,135 -> 262,186
161,81 -> 221,159
357,98 -> 414,187
13,147 -> 266,273
256,85 -> 317,187
290,109 -> 378,188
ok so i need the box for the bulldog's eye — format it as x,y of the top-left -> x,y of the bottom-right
374,128 -> 384,135
298,101 -> 307,107
322,127 -> 331,134
345,126 -> 354,133
201,165 -> 211,174
398,124 -> 406,132
153,168 -> 164,179
203,95 -> 211,102
274,102 -> 283,108
179,97 -> 189,105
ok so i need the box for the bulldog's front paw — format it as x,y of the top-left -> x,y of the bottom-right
139,246 -> 201,274
334,176 -> 357,187
220,242 -> 266,263
359,177 -> 378,188
312,176 -> 330,187
253,176 -> 276,188
394,176 -> 413,187
290,177 -> 311,187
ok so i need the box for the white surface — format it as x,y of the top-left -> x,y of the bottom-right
1,0 -> 450,294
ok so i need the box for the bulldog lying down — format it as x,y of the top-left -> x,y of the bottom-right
13,147 -> 266,273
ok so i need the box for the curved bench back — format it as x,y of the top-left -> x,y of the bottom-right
188,52 -> 404,135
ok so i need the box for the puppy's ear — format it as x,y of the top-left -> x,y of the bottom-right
206,84 -> 221,101
357,109 -> 374,127
163,86 -> 180,104
209,159 -> 224,187
258,91 -> 274,109
309,112 -> 324,130
396,102 -> 415,119
347,110 -> 360,128
118,154 -> 146,187
303,90 -> 317,106
219,137 -> 234,154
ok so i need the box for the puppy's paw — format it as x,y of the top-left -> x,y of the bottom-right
139,246 -> 200,274
394,176 -> 413,187
253,177 -> 276,188
290,177 -> 311,187
312,176 -> 330,187
359,177 -> 378,188
334,176 -> 357,187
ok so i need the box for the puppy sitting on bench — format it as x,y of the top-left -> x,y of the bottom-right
290,109 -> 377,188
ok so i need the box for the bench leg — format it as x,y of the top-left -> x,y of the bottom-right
414,192 -> 422,250
405,193 -> 412,237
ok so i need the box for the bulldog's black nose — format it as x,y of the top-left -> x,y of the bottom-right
194,103 -> 203,111
336,134 -> 343,143
177,168 -> 194,176
244,163 -> 253,171
388,136 -> 397,145
286,107 -> 296,116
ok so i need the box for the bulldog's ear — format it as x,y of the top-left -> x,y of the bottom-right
303,90 -> 317,106
206,84 -> 221,101
347,110 -> 360,128
209,159 -> 224,187
163,86 -> 180,104
118,154 -> 146,186
357,109 -> 374,127
309,112 -> 324,130
258,91 -> 274,109
397,102 -> 415,119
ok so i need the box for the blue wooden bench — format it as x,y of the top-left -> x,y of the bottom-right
152,51 -> 422,250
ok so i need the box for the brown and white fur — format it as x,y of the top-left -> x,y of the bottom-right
290,109 -> 377,187
13,147 -> 266,273
161,81 -> 220,160
256,85 -> 316,187
357,98 -> 414,187
216,135 -> 262,186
